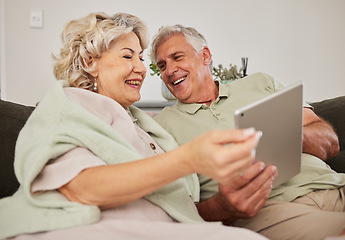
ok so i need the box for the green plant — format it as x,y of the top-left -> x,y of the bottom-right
212,64 -> 243,82
149,62 -> 161,78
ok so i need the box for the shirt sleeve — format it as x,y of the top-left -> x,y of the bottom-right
264,72 -> 312,109
31,147 -> 106,193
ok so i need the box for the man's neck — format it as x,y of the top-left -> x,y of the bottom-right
195,80 -> 219,106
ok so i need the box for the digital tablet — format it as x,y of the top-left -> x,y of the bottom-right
234,82 -> 304,188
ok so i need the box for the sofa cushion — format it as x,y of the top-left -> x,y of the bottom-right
0,100 -> 34,198
311,96 -> 345,173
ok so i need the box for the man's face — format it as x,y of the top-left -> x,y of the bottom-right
155,34 -> 211,103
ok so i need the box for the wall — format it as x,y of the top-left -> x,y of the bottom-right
1,0 -> 345,106
0,0 -> 5,99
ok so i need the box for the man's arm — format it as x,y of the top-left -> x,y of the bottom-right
302,108 -> 339,160
196,162 -> 277,225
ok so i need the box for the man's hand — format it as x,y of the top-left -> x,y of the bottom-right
196,161 -> 277,225
303,108 -> 339,160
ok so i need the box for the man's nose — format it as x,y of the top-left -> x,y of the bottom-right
165,62 -> 178,76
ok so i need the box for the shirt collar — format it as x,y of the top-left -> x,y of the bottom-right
176,100 -> 204,114
218,81 -> 231,98
175,81 -> 230,114
126,107 -> 138,123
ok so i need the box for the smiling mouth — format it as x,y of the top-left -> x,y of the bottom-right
125,80 -> 142,86
173,77 -> 186,85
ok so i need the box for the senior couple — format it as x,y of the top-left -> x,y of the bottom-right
1,12 -> 345,240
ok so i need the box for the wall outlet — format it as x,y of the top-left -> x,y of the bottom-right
30,10 -> 43,29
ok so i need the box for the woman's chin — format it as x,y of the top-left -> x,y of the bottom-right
128,95 -> 141,106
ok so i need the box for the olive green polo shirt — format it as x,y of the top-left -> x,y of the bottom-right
155,72 -> 285,146
155,72 -> 345,202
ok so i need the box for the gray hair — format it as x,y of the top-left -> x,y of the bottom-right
53,12 -> 148,90
149,24 -> 207,63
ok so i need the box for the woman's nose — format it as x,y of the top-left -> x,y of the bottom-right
134,58 -> 147,76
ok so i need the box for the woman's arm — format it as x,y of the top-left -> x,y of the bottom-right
59,128 -> 261,209
59,150 -> 191,209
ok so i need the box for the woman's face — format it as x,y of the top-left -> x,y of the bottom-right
92,31 -> 146,107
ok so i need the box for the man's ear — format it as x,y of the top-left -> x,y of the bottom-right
83,56 -> 98,78
202,46 -> 212,66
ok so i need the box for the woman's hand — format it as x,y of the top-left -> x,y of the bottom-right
180,128 -> 262,185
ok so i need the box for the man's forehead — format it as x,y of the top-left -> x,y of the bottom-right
156,36 -> 191,62
157,50 -> 184,62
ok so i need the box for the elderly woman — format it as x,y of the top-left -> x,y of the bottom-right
0,12 -> 265,240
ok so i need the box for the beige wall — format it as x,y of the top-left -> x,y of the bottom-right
1,0 -> 345,106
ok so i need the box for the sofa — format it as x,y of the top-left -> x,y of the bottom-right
0,96 -> 345,199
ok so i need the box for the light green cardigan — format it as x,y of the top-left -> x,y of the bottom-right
0,81 -> 204,239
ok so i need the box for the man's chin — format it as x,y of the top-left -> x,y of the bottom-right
174,94 -> 190,103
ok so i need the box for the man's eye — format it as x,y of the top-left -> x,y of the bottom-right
175,55 -> 182,60
158,64 -> 166,71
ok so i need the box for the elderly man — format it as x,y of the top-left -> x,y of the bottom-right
150,24 -> 345,240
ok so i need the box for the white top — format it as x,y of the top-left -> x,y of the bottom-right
32,87 -> 165,193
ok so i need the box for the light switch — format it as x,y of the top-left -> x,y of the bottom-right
30,11 -> 43,29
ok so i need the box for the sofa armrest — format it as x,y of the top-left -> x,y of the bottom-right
310,96 -> 345,173
0,100 -> 35,198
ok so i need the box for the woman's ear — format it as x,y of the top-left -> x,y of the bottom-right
83,56 -> 98,78
202,46 -> 212,66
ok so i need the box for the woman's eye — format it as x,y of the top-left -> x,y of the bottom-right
139,57 -> 144,62
123,55 -> 132,59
